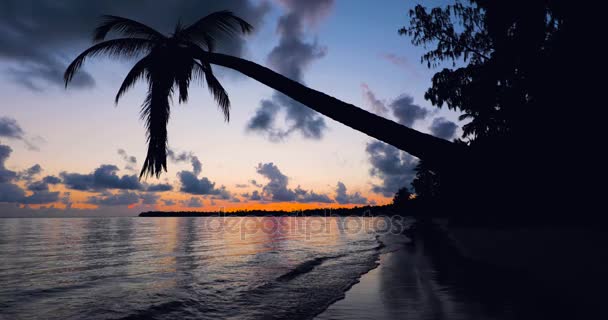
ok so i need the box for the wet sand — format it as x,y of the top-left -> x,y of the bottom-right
316,227 -> 585,320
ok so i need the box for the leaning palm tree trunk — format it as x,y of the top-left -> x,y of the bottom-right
195,50 -> 467,170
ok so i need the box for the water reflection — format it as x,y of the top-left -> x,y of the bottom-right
0,217 -> 394,320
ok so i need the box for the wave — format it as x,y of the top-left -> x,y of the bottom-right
276,254 -> 345,282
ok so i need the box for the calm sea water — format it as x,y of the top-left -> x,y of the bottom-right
0,217 -> 405,320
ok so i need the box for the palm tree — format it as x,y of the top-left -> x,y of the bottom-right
66,11 -> 467,179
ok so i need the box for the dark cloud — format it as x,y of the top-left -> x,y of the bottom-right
146,183 -> 173,192
0,145 -> 18,183
256,162 -> 296,201
235,184 -> 249,188
182,197 -> 204,208
250,190 -> 262,201
177,173 -> 230,200
429,117 -> 458,140
177,171 -> 220,195
22,190 -> 60,205
168,149 -> 202,176
255,162 -> 331,203
26,180 -> 49,191
0,117 -> 24,139
60,192 -> 73,209
172,150 -> 229,198
140,193 -> 160,205
0,144 -> 59,205
361,83 -> 388,116
87,191 -> 140,206
0,144 -> 24,203
246,0 -> 334,140
294,186 -> 333,203
117,149 -> 137,172
390,95 -> 429,127
60,164 -> 142,191
0,0 -> 270,90
0,117 -> 41,150
250,179 -> 263,188
18,164 -> 42,182
42,175 -> 62,184
162,199 -> 176,206
366,141 -> 418,197
0,183 -> 26,203
358,86 -> 430,127
334,182 -> 368,205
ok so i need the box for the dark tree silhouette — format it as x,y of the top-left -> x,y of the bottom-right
65,11 -> 466,179
392,187 -> 412,208
400,1 -> 598,220
411,159 -> 441,200
65,12 -> 252,178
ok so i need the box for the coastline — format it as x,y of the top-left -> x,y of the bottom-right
316,220 -> 598,319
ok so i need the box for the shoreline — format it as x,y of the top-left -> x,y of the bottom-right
316,220 -> 596,319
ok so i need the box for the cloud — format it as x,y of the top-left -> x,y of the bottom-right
334,182 -> 368,205
61,192 -> 73,209
361,83 -> 388,116
22,190 -> 60,205
162,199 -> 176,206
182,197 -> 204,208
256,162 -> 296,201
0,117 -> 25,139
140,192 -> 160,205
0,144 -> 24,203
0,0 -> 271,90
429,117 -> 458,140
87,191 -> 140,206
61,164 -> 142,191
246,0 -> 334,140
0,145 -> 18,183
366,141 -> 418,197
146,183 -> 173,192
358,86 -> 430,127
0,117 -> 42,150
250,179 -> 263,188
43,175 -> 62,184
18,164 -> 42,182
250,190 -> 262,201
0,144 -> 59,205
294,186 -> 333,203
0,182 -> 25,203
255,162 -> 332,203
117,149 -> 137,172
235,184 -> 249,188
390,95 -> 429,127
178,171 -> 217,195
168,149 -> 202,176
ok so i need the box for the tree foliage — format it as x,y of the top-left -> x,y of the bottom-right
65,11 -> 252,178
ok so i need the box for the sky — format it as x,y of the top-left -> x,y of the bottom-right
0,0 -> 463,217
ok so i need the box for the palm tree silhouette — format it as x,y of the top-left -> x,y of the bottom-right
65,11 -> 466,179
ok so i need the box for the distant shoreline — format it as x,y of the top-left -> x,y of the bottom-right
139,205 -> 398,217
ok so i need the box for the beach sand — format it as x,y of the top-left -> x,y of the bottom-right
316,223 -> 597,319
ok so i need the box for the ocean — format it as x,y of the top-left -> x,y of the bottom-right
0,216 -> 407,320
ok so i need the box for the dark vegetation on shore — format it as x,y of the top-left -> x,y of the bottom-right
140,204 -> 401,217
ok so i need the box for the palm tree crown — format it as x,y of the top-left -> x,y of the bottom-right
65,11 -> 252,178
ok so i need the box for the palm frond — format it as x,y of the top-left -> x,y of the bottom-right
195,61 -> 230,121
94,15 -> 165,42
115,56 -> 152,104
178,11 -> 253,51
65,38 -> 154,87
139,79 -> 173,178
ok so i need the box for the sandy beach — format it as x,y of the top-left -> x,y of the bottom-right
316,223 -> 592,320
